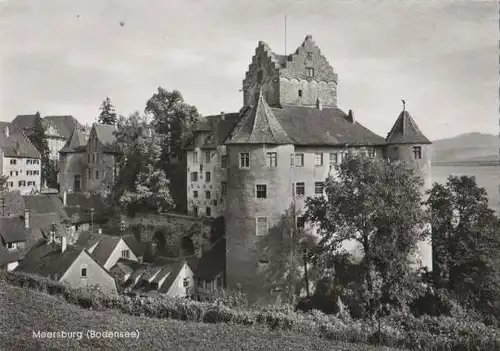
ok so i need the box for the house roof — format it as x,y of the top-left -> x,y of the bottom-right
93,123 -> 119,153
112,258 -> 146,276
0,217 -> 29,243
23,195 -> 68,220
85,235 -> 121,266
122,235 -> 142,258
12,114 -> 37,131
386,110 -> 432,145
0,191 -> 25,217
225,101 -> 386,146
128,260 -> 187,295
29,213 -> 64,244
15,239 -> 83,279
43,115 -> 80,139
59,128 -> 89,154
226,90 -> 293,144
0,122 -> 41,158
185,113 -> 241,150
0,243 -> 28,266
195,239 -> 225,280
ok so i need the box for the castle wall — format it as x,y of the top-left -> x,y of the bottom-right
58,152 -> 85,193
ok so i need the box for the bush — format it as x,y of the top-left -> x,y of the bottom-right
2,271 -> 500,350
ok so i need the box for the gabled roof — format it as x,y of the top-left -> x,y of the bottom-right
225,91 -> 293,145
195,238 -> 225,280
0,217 -> 29,243
86,235 -> 121,266
0,191 -> 25,217
15,239 -> 83,279
29,213 -> 64,244
122,235 -> 142,258
59,128 -> 89,154
93,123 -> 118,148
43,115 -> 80,139
23,195 -> 68,220
386,110 -> 432,145
12,114 -> 37,131
0,243 -> 28,266
112,258 -> 145,276
185,113 -> 241,150
0,122 -> 41,158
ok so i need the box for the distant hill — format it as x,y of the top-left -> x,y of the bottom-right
432,132 -> 499,164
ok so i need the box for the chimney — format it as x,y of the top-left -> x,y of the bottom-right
347,109 -> 355,124
316,98 -> 322,111
61,235 -> 67,253
24,209 -> 30,229
63,190 -> 67,206
5,126 -> 9,138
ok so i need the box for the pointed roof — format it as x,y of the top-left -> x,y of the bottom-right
225,90 -> 293,144
386,110 -> 431,145
43,115 -> 81,139
59,127 -> 88,153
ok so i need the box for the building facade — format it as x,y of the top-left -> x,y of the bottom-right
186,35 -> 433,302
0,123 -> 41,194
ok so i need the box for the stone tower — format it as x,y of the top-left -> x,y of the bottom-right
385,106 -> 433,270
242,35 -> 338,109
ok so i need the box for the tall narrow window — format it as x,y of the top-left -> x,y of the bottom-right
205,191 -> 211,199
297,216 -> 306,229
193,190 -> 198,198
298,90 -> 303,98
314,153 -> 323,166
239,153 -> 250,168
256,217 -> 268,236
205,151 -> 211,163
295,153 -> 304,167
206,207 -> 211,217
266,152 -> 277,167
193,151 -> 198,164
221,182 -> 227,195
81,266 -> 87,278
257,70 -> 263,83
329,153 -> 338,165
412,146 -> 422,160
221,155 -> 228,168
295,182 -> 305,196
306,67 -> 315,77
256,184 -> 267,199
95,170 -> 99,179
205,171 -> 211,182
315,182 -> 324,195
121,250 -> 130,259
191,172 -> 198,182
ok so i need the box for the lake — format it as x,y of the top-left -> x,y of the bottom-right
431,164 -> 500,214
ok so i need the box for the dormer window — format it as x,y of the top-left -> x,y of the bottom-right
306,67 -> 315,78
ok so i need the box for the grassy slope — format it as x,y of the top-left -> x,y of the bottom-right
0,282 -> 397,351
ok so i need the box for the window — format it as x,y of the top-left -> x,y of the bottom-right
88,169 -> 92,179
95,170 -> 99,179
74,175 -> 81,190
9,171 -> 13,176
239,153 -> 250,168
33,170 -> 39,175
26,170 -> 31,176
297,216 -> 306,229
205,151 -> 211,163
368,148 -> 376,158
206,207 -> 211,217
221,155 -> 228,168
26,159 -> 31,165
7,242 -> 14,249
412,146 -> 422,160
92,153 -> 95,163
295,182 -> 305,196
306,67 -> 315,77
295,153 -> 304,167
290,153 -> 294,166
96,153 -> 99,163
27,181 -> 33,186
298,89 -> 302,98
10,159 -> 16,165
221,182 -> 227,195
15,171 -> 18,176
205,171 -> 211,182
183,277 -> 189,287
256,217 -> 268,236
18,181 -> 26,187
87,154 -> 90,163
81,266 -> 87,278
314,153 -> 323,166
307,52 -> 313,59
193,190 -> 198,198
121,250 -> 130,259
205,191 -> 211,199
191,172 -> 198,182
256,184 -> 267,199
266,152 -> 277,167
193,151 -> 198,164
315,182 -> 324,195
257,70 -> 263,83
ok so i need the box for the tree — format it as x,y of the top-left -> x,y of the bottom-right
305,152 -> 429,318
97,97 -> 118,125
0,175 -> 7,192
145,88 -> 201,162
113,112 -> 174,215
425,175 -> 500,322
28,112 -> 55,188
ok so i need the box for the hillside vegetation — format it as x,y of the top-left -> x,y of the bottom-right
0,281 -> 392,351
432,132 -> 499,164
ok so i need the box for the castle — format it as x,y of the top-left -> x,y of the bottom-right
187,35 -> 432,301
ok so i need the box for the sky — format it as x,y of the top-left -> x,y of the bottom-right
0,0 -> 498,141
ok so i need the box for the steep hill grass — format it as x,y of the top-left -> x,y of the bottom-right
0,281 -> 395,351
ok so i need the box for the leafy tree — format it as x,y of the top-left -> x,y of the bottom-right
0,175 -> 8,192
305,152 -> 429,319
97,97 -> 118,125
425,175 -> 500,323
27,112 -> 55,188
113,112 -> 174,215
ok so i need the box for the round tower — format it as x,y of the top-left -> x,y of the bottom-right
386,105 -> 433,269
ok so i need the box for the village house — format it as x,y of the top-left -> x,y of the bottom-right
62,192 -> 111,234
194,238 -> 225,297
186,35 -> 432,302
15,236 -> 118,294
12,114 -> 81,162
58,123 -> 119,194
0,122 -> 41,194
0,217 -> 30,271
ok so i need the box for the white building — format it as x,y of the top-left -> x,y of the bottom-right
0,122 -> 41,194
